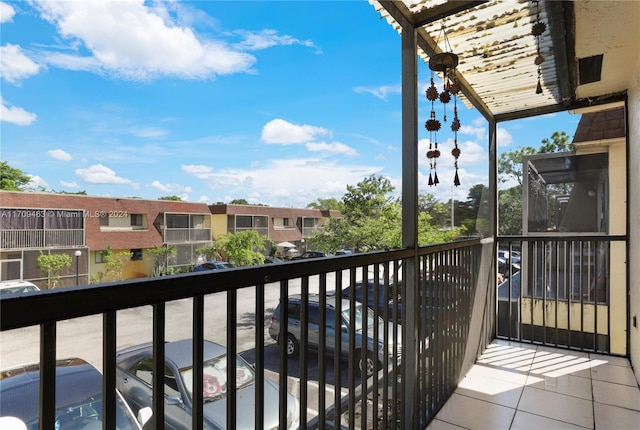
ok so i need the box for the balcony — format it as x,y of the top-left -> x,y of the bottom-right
428,340 -> 640,429
163,227 -> 212,243
1,239 -> 496,429
1,236 -> 637,429
0,228 -> 85,249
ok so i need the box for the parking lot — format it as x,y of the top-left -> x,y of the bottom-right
0,271 -> 370,423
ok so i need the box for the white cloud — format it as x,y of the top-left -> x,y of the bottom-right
0,97 -> 37,125
497,127 -> 513,147
27,175 -> 50,190
48,149 -> 72,161
233,29 -> 318,52
75,164 -> 133,185
150,180 -> 192,194
182,157 -> 383,208
181,164 -> 213,178
0,44 -> 41,84
60,180 -> 79,188
460,123 -> 486,141
0,2 -> 15,23
30,0 -> 256,80
305,141 -> 358,156
261,119 -> 329,145
353,84 -> 401,101
125,126 -> 168,139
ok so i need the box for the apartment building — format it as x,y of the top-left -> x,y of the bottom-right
208,203 -> 341,257
0,192 -> 212,288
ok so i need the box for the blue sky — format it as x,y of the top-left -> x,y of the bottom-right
1,0 -> 579,207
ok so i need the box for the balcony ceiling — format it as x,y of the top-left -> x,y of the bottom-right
370,1 -> 640,121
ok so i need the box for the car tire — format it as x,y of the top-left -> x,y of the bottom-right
286,333 -> 299,357
357,350 -> 380,377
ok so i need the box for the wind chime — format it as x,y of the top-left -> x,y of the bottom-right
425,22 -> 461,187
533,0 -> 547,94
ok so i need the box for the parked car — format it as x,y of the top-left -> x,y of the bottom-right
193,261 -> 234,272
342,280 -> 451,326
290,251 -> 328,260
0,357 -> 149,430
268,294 -> 402,376
263,256 -> 284,264
497,256 -> 520,277
498,249 -> 521,265
334,250 -> 353,256
0,280 -> 40,297
115,339 -> 299,430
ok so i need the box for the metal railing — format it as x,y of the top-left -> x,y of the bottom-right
497,236 -> 627,355
0,229 -> 84,249
163,227 -> 212,243
0,239 -> 487,429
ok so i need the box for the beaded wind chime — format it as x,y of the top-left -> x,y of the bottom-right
425,22 -> 462,187
533,0 -> 547,94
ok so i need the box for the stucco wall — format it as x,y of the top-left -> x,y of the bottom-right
629,48 -> 640,383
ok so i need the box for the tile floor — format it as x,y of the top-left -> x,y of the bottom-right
427,339 -> 640,429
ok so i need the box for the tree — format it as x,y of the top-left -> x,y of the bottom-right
158,195 -> 182,201
498,131 -> 574,235
214,230 -> 273,266
103,246 -> 132,281
455,184 -> 491,237
498,187 -> 523,235
306,197 -> 344,212
0,161 -> 32,191
498,131 -> 573,185
146,245 -> 176,276
229,198 -> 249,205
195,245 -> 218,261
55,190 -> 87,195
37,252 -> 72,289
307,174 -> 462,252
418,212 -> 463,244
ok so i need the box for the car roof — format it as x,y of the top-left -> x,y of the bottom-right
286,293 -> 352,310
118,339 -> 227,370
0,358 -> 101,422
0,280 -> 39,290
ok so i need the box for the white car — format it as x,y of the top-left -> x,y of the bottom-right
0,280 -> 40,297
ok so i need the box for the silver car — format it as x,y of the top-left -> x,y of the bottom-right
268,294 -> 402,376
115,339 -> 299,430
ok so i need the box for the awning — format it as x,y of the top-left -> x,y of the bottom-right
277,241 -> 296,248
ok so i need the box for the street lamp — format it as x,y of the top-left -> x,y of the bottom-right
74,250 -> 82,286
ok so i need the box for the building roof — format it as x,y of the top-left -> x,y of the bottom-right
370,1 -> 639,121
572,107 -> 626,143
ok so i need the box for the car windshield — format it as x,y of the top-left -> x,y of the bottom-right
180,355 -> 254,402
39,394 -> 139,430
341,303 -> 378,331
0,286 -> 38,296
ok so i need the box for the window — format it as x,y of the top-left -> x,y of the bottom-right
131,214 -> 143,227
131,249 -> 143,261
303,217 -> 317,228
99,213 -> 109,226
236,216 -> 252,228
524,152 -> 608,233
95,251 -> 105,264
166,214 -> 188,228
130,358 -> 180,397
273,217 -> 295,228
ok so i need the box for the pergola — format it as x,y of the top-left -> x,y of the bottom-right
369,1 -> 639,424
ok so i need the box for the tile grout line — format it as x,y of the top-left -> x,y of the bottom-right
508,345 -> 537,429
589,353 -> 597,429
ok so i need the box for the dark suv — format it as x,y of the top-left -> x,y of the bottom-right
290,251 -> 328,260
268,294 -> 401,376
